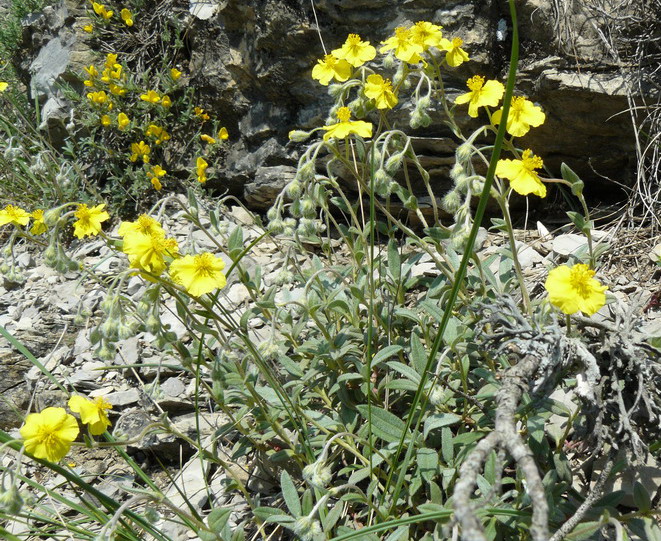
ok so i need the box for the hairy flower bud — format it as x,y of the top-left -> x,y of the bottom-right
301,198 -> 317,218
385,154 -> 404,175
293,516 -> 323,541
455,142 -> 473,163
288,129 -> 311,142
303,461 -> 333,489
442,190 -> 462,214
286,180 -> 302,199
0,485 -> 24,515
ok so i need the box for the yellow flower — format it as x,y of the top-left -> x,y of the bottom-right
100,114 -> 112,126
30,209 -> 47,235
87,90 -> 110,107
322,107 -> 373,141
73,203 -> 110,238
438,37 -> 469,67
19,407 -> 79,462
311,54 -> 352,86
105,53 -> 119,70
140,90 -> 161,104
410,21 -> 443,50
122,231 -> 178,275
218,127 -> 229,140
109,83 -> 126,96
200,134 -> 216,144
194,107 -> 210,121
83,24 -> 94,33
68,395 -> 112,436
380,27 -> 424,64
545,263 -> 608,316
332,33 -> 376,67
120,8 -> 134,26
84,65 -> 98,77
145,124 -> 170,144
496,149 -> 546,197
130,141 -> 151,163
92,2 -> 113,19
169,252 -> 227,297
0,82 -> 7,92
170,68 -> 182,80
118,214 -> 164,238
196,157 -> 209,183
161,95 -> 172,107
117,112 -> 130,130
455,75 -> 505,118
492,96 -> 545,137
0,204 -> 31,226
364,74 -> 398,109
147,165 -> 167,190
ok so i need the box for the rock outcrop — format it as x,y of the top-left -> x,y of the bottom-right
14,0 -> 643,208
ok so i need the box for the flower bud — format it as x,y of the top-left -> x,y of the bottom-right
455,142 -> 473,163
268,218 -> 284,234
301,198 -> 316,218
0,485 -> 24,515
298,218 -> 318,236
385,154 -> 404,175
273,268 -> 294,285
288,129 -> 311,142
266,207 -> 280,222
298,160 -> 316,183
303,461 -> 333,489
96,343 -> 116,361
450,163 -> 464,181
286,180 -> 302,199
43,206 -> 65,227
282,218 -> 296,236
146,314 -> 161,334
383,53 -> 396,70
417,95 -> 431,111
293,516 -> 323,541
442,190 -> 462,214
100,318 -> 119,340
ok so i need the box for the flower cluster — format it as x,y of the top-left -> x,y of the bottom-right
87,1 -> 134,30
118,214 -> 227,297
19,394 -> 113,462
77,52 -> 230,192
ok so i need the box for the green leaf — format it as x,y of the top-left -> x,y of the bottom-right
561,162 -> 584,196
228,225 -> 244,258
356,404 -> 410,443
417,448 -> 439,482
386,361 -> 421,384
410,333 -> 428,375
207,508 -> 232,532
633,481 -> 651,512
424,413 -> 461,438
280,470 -> 301,517
565,521 -> 602,540
441,427 -> 454,463
372,345 -> 404,365
387,239 -> 401,282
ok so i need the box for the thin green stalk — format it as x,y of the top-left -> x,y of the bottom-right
382,0 -> 523,513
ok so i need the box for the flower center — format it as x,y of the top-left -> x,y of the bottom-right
75,205 -> 91,221
569,265 -> 595,297
451,37 -> 463,48
466,75 -> 484,92
521,149 -> 543,170
323,54 -> 337,66
336,107 -> 352,122
194,254 -> 216,276
347,34 -> 361,45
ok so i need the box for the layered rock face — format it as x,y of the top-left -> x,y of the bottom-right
18,0 -> 640,208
